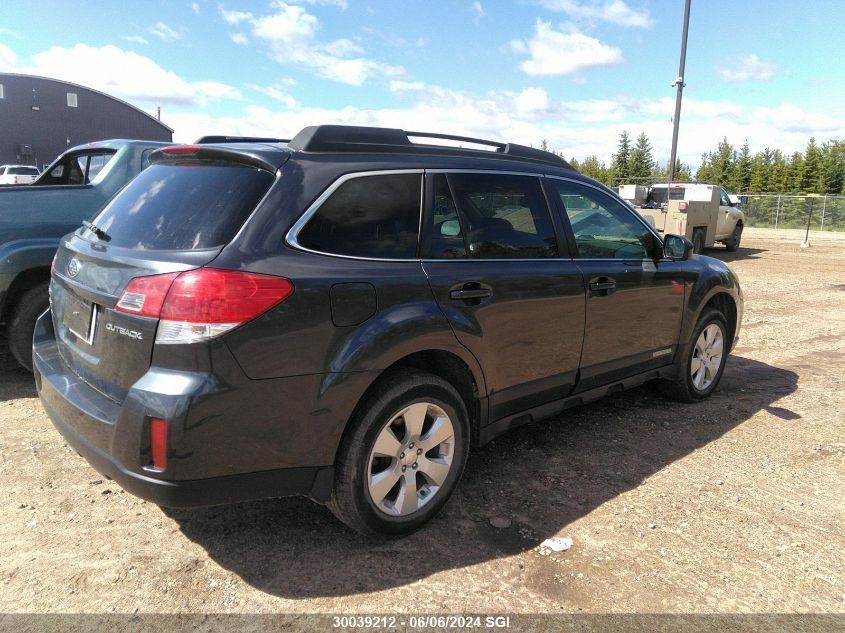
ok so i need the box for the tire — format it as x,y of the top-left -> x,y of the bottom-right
328,368 -> 470,538
691,228 -> 706,255
725,223 -> 743,252
659,308 -> 728,403
7,281 -> 50,372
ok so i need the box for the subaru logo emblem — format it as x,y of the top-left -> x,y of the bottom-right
67,258 -> 81,278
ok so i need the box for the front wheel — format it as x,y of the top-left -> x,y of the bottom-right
724,223 -> 743,252
659,309 -> 728,403
328,369 -> 470,538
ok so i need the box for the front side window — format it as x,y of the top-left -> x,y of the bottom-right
719,188 -> 731,206
553,180 -> 653,259
296,173 -> 422,259
444,173 -> 557,259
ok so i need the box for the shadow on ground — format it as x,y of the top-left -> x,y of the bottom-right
165,355 -> 797,598
705,246 -> 767,263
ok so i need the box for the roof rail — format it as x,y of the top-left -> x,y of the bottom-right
195,135 -> 290,144
287,125 -> 571,168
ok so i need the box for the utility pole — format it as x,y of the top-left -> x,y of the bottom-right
668,0 -> 692,182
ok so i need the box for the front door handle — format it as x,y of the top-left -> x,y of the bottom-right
588,277 -> 616,295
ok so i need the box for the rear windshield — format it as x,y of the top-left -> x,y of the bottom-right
648,187 -> 685,205
9,166 -> 39,175
89,163 -> 274,250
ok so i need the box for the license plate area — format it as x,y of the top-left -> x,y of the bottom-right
63,293 -> 97,345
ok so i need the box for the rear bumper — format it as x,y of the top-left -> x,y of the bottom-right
44,394 -> 331,506
33,312 -> 333,506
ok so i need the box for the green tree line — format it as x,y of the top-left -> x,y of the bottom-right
543,132 -> 845,195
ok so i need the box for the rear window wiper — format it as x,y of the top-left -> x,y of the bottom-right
82,220 -> 111,242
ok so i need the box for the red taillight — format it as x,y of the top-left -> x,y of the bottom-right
115,268 -> 293,343
160,145 -> 200,155
115,272 -> 179,317
161,269 -> 293,323
150,418 -> 168,469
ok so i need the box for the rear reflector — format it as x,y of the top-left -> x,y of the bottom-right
150,418 -> 168,469
115,268 -> 294,344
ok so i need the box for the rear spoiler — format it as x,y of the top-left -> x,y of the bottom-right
194,135 -> 290,144
149,145 -> 284,173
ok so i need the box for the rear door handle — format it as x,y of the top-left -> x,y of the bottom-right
588,277 -> 616,294
450,288 -> 492,300
449,282 -> 493,301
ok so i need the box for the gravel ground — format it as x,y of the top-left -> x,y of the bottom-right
0,227 -> 843,615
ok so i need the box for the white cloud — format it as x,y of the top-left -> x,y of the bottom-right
220,1 -> 404,86
148,22 -> 183,42
717,54 -> 778,82
248,83 -> 298,108
472,1 -> 484,17
156,82 -> 845,171
229,32 -> 248,45
5,43 -> 240,108
291,0 -> 348,7
0,43 -> 17,70
534,0 -> 652,28
122,35 -> 149,45
511,20 -> 623,76
220,8 -> 254,24
190,2 -> 200,14
514,87 -> 550,118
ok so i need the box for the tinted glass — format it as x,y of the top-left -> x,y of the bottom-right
9,167 -> 39,175
297,173 -> 421,259
447,173 -> 557,258
554,181 -> 652,259
89,163 -> 274,250
648,187 -> 685,205
424,174 -> 467,259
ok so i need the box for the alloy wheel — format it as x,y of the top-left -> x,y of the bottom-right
367,402 -> 455,516
690,323 -> 724,391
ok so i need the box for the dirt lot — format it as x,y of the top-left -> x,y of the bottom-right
1,227 -> 843,615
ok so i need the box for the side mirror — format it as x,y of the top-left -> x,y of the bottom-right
440,219 -> 461,237
663,234 -> 694,260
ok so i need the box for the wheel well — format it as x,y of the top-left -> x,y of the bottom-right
2,267 -> 50,323
702,292 -> 737,351
349,350 -> 482,447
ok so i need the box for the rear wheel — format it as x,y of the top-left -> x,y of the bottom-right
725,223 -> 743,252
328,369 -> 469,538
691,228 -> 706,254
659,308 -> 728,403
7,282 -> 50,372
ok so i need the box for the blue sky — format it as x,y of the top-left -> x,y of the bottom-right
2,0 -> 843,166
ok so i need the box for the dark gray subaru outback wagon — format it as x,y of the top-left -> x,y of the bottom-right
34,125 -> 743,537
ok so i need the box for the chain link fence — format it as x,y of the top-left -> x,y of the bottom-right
735,194 -> 844,232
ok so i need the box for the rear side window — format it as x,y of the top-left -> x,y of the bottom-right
9,167 -> 39,175
445,173 -> 558,259
89,163 -> 274,250
296,173 -> 421,259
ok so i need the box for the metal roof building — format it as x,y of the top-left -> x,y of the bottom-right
0,73 -> 173,169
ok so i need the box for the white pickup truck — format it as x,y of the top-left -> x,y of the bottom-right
0,164 -> 40,186
628,182 -> 744,253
